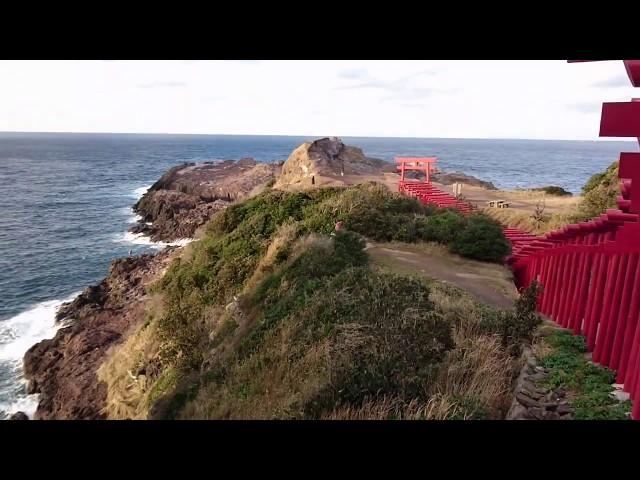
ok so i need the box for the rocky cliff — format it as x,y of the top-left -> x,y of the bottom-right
23,249 -> 177,419
22,157 -> 282,419
431,171 -> 497,190
132,159 -> 280,242
22,140 -> 466,420
274,137 -> 388,189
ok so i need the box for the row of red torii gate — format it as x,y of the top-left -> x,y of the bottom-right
396,60 -> 640,420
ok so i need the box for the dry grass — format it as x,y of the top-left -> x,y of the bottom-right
430,333 -> 514,418
97,294 -> 168,420
179,234 -> 337,420
483,207 -> 573,235
97,324 -> 160,419
320,283 -> 517,420
429,283 -> 481,325
321,394 -> 464,420
428,283 -> 516,418
531,335 -> 554,359
241,222 -> 299,294
179,321 -> 333,420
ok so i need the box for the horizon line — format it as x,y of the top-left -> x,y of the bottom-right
0,130 -> 635,143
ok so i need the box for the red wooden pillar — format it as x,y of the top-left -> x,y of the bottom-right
624,292 -> 640,388
559,229 -> 582,326
584,252 -> 611,351
569,245 -> 592,334
540,251 -> 557,315
611,252 -> 639,372
593,253 -> 625,365
539,252 -> 554,313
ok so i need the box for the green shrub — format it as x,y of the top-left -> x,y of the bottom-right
572,161 -> 620,221
534,186 -> 572,197
417,210 -> 467,244
151,182 -> 510,391
186,260 -> 454,419
449,214 -> 511,263
479,281 -> 541,354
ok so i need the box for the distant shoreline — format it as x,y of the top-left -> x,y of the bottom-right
0,130 -> 637,143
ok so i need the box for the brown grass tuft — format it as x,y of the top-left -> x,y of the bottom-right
97,294 -> 166,420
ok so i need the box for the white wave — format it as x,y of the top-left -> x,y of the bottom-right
0,393 -> 39,420
0,291 -> 81,419
0,292 -> 79,362
115,231 -> 193,249
129,185 -> 152,199
117,184 -> 193,250
128,214 -> 144,224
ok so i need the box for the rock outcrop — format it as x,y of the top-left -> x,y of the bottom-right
274,137 -> 388,189
23,249 -> 177,420
507,347 -> 573,420
9,411 -> 29,420
133,159 -> 280,242
21,156 -> 284,419
431,171 -> 497,190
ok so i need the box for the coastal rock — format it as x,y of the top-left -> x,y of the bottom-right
133,159 -> 279,242
516,392 -> 539,408
9,411 -> 29,420
556,404 -> 573,415
23,249 -> 177,420
431,171 -> 497,190
274,137 -> 388,189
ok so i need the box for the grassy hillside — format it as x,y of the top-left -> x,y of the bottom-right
98,182 -> 538,420
485,161 -> 621,234
572,161 -> 620,221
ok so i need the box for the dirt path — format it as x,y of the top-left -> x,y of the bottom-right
367,242 -> 518,309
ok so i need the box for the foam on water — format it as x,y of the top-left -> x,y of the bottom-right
130,185 -> 152,199
117,184 -> 194,249
116,231 -> 193,249
0,291 -> 81,419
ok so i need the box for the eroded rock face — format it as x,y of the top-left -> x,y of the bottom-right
133,159 -> 280,242
23,249 -> 178,420
432,171 -> 497,190
275,137 -> 388,188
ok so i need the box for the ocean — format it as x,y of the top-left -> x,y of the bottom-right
0,132 -> 636,418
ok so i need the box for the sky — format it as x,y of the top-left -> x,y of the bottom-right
0,60 -> 637,140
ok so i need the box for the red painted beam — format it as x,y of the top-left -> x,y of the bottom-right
600,102 -> 640,138
619,152 -> 640,213
624,60 -> 640,87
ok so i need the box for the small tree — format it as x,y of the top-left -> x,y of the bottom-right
531,198 -> 547,230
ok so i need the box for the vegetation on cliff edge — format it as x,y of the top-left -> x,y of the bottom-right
99,182 -> 538,420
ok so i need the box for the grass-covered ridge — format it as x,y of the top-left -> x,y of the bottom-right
99,182 -> 529,420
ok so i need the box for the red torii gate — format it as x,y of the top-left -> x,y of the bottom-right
395,157 -> 438,184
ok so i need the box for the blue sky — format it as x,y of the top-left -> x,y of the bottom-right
0,60 -> 636,140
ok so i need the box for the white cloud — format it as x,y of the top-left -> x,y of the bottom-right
138,81 -> 187,88
591,74 -> 632,88
0,60 -> 636,139
566,102 -> 602,114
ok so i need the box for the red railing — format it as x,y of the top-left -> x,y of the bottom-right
508,60 -> 640,419
396,61 -> 640,418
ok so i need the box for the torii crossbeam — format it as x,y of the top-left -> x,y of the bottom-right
395,157 -> 438,185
